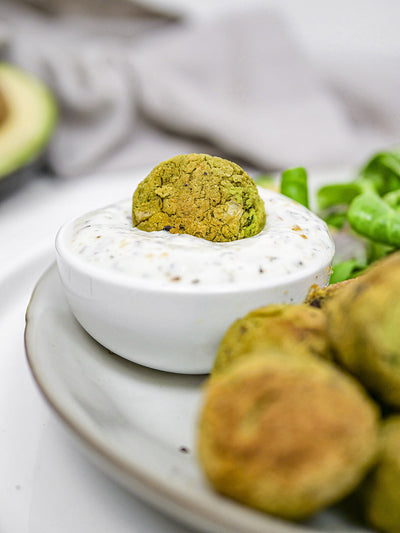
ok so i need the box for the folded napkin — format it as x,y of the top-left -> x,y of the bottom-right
1,0 -> 399,177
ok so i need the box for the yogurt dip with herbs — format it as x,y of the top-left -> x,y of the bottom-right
69,188 -> 334,289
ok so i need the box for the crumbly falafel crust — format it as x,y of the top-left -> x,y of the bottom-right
325,252 -> 400,407
361,416 -> 400,533
212,304 -> 332,376
198,352 -> 379,520
304,279 -> 354,308
132,153 -> 266,242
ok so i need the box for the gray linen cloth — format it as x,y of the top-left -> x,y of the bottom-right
1,0 -> 399,177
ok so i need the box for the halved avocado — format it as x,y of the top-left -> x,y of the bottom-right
0,63 -> 57,179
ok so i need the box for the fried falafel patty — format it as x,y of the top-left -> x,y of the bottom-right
325,252 -> 400,407
360,416 -> 400,533
212,304 -> 332,376
198,352 -> 379,520
132,153 -> 266,242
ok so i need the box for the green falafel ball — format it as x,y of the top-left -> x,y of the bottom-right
198,351 -> 379,520
359,416 -> 400,533
213,304 -> 333,376
132,153 -> 266,242
325,252 -> 400,408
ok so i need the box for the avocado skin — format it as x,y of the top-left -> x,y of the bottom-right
0,63 -> 57,183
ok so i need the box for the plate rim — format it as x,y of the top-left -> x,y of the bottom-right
25,264 -> 308,533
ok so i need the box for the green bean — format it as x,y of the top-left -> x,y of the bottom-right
280,167 -> 309,208
347,192 -> 400,247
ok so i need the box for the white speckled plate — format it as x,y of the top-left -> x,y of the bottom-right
25,264 -> 372,533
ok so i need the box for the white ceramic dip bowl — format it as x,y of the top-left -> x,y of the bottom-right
55,188 -> 334,374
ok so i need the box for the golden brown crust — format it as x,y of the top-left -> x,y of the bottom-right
304,279 -> 355,308
213,303 -> 332,376
359,416 -> 400,533
325,252 -> 400,407
198,352 -> 379,520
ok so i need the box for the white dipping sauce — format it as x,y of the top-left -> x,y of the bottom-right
69,188 -> 334,289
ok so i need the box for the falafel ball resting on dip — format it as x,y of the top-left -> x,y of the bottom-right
132,153 -> 266,242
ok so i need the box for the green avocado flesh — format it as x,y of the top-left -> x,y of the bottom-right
0,63 -> 57,179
